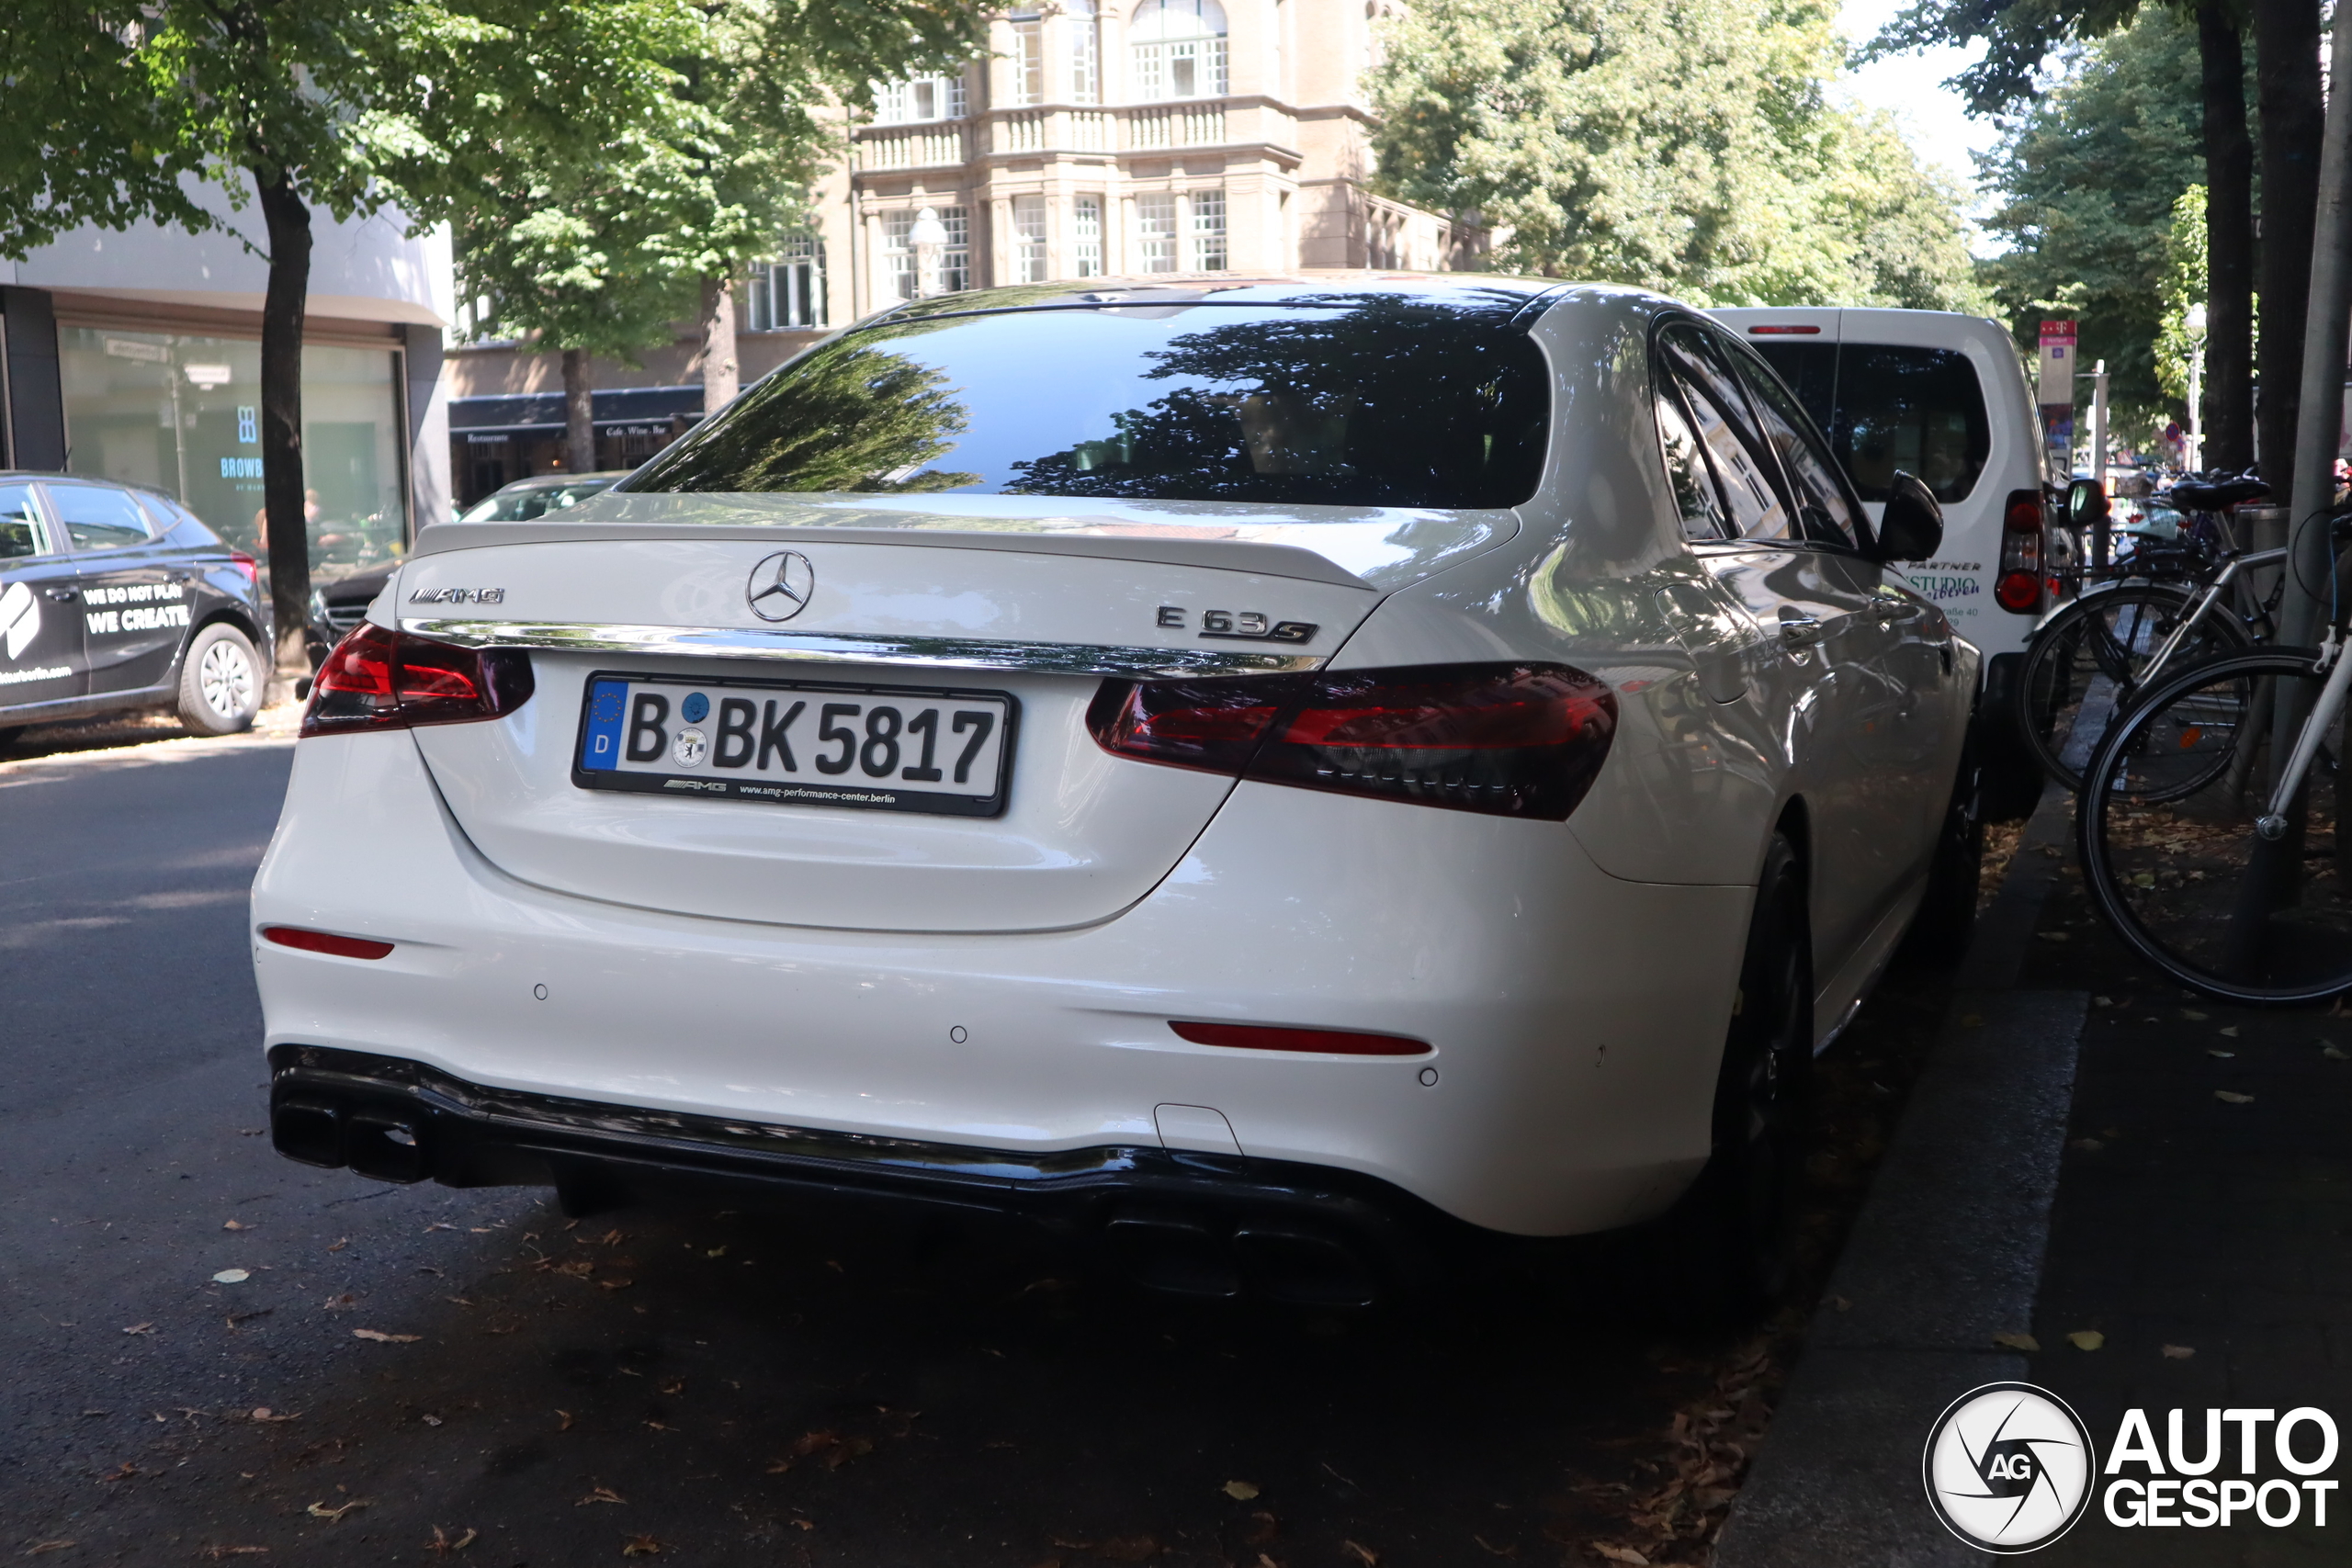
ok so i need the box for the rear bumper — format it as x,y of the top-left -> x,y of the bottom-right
270,1043 -> 1459,1306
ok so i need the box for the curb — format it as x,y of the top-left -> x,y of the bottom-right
1715,789 -> 2088,1566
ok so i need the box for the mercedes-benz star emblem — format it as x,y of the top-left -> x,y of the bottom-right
746,550 -> 816,622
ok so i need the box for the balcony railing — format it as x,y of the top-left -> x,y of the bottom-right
1126,105 -> 1225,150
855,124 -> 968,171
861,103 -> 1238,169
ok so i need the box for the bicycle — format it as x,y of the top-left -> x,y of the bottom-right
2015,521 -> 2280,792
2076,516 -> 2352,1003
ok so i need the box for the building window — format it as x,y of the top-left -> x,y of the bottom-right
1074,195 -> 1104,276
876,73 -> 967,123
883,206 -> 972,300
1069,0 -> 1101,104
1131,0 -> 1227,100
747,236 -> 824,331
1189,188 -> 1227,271
1010,13 -> 1044,106
1136,192 -> 1178,273
1014,196 -> 1048,283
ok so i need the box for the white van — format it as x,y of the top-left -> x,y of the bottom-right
1712,307 -> 2052,815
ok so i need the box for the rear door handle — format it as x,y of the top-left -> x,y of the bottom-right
45,587 -> 77,602
1778,610 -> 1823,647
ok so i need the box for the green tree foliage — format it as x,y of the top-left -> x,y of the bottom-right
0,0 -> 700,670
1365,0 -> 1989,310
1977,7 -> 2215,429
2153,185 -> 2211,403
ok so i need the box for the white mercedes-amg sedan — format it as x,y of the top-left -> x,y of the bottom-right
254,277 -> 1977,1314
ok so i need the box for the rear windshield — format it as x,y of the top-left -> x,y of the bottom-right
1749,342 -> 1990,503
624,294 -> 1551,509
459,480 -> 616,522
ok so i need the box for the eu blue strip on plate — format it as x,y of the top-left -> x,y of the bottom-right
580,680 -> 628,771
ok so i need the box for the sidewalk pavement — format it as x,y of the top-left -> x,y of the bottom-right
1718,788 -> 2352,1565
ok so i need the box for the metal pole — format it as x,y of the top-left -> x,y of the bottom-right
2091,356 -> 2109,487
2278,9 -> 2352,651
2188,339 -> 2205,470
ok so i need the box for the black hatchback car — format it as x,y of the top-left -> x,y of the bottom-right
0,473 -> 271,743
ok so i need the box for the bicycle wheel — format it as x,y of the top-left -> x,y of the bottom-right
2078,647 -> 2352,1003
2015,582 -> 2247,792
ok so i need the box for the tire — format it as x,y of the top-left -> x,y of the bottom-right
2014,582 -> 2247,793
0,726 -> 22,751
1899,744 -> 1983,965
2078,646 -> 2352,1004
176,622 -> 263,736
1653,833 -> 1813,1321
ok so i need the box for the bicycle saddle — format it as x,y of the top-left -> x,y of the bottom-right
2168,477 -> 2270,508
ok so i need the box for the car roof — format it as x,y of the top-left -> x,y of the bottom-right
872,271 -> 1568,326
0,470 -> 181,503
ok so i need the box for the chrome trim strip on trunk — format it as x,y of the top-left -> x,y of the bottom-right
400,618 -> 1325,677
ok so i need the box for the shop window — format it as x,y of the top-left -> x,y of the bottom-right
57,327 -> 404,578
1074,195 -> 1104,277
1014,196 -> 1048,283
1132,0 -> 1227,100
1190,188 -> 1227,271
748,237 -> 825,331
1136,193 -> 1177,273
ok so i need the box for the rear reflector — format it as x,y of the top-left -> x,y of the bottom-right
1747,324 -> 1823,334
1088,662 -> 1618,819
302,622 -> 535,738
1170,1021 -> 1430,1056
261,926 -> 395,960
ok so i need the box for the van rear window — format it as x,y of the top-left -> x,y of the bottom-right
1750,343 -> 1990,504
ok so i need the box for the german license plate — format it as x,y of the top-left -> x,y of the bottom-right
572,672 -> 1017,817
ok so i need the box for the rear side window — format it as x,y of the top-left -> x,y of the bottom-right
627,293 -> 1552,509
0,484 -> 42,559
1732,353 -> 1865,549
1656,327 -> 1792,541
1655,390 -> 1730,541
1750,341 -> 1990,503
47,484 -> 153,551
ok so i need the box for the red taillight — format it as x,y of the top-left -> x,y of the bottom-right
301,623 -> 535,738
261,925 -> 394,960
1996,488 -> 2046,614
1747,324 -> 1823,335
1170,1021 -> 1431,1056
1086,662 -> 1618,819
227,551 -> 260,586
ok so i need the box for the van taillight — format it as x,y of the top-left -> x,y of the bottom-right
301,623 -> 535,737
1086,662 -> 1618,820
1996,490 -> 2046,614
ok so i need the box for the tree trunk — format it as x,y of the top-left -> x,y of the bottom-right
698,275 -> 740,419
2254,0 -> 2326,504
253,167 -> 312,688
562,347 -> 596,475
2200,1 -> 2257,473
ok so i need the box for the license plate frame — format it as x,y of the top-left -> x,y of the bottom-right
571,670 -> 1019,818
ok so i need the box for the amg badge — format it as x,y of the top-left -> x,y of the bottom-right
408,586 -> 506,604
1155,605 -> 1317,643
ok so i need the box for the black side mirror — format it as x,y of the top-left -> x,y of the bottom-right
2066,478 -> 2110,529
1877,470 -> 1944,562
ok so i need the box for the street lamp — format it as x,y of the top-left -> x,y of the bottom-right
910,206 -> 949,299
2183,302 -> 2209,472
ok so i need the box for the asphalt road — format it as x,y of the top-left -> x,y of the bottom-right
0,731 -> 1767,1568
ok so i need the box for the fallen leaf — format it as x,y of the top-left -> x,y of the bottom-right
620,1537 -> 663,1558
1243,1512 -> 1279,1547
2071,1138 -> 2104,1152
427,1526 -> 478,1557
1341,1542 -> 1380,1567
706,1246 -> 728,1258
97,1461 -> 138,1483
1099,1538 -> 1159,1562
2094,995 -> 2114,1007
790,1518 -> 814,1531
1992,1332 -> 2040,1352
352,1329 -> 420,1344
2162,1344 -> 2196,1359
1826,1294 -> 1852,1312
26,1544 -> 75,1557
211,1269 -> 250,1284
1591,1550 -> 1649,1567
2183,1010 -> 2209,1021
199,1549 -> 268,1561
2067,1330 -> 2106,1351
424,1223 -> 455,1233
223,1220 -> 250,1231
2324,1045 -> 2349,1061
248,1408 -> 300,1423
326,1238 -> 348,1252
578,1487 -> 627,1506
2215,1090 -> 2256,1104
558,1410 -> 576,1431
1473,1535 -> 1516,1558
598,1278 -> 634,1292
2209,1049 -> 2237,1058
2218,1025 -> 2240,1037
422,1414 -> 444,1427
306,1498 -> 370,1522
1223,1480 -> 1261,1501
122,1323 -> 154,1336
